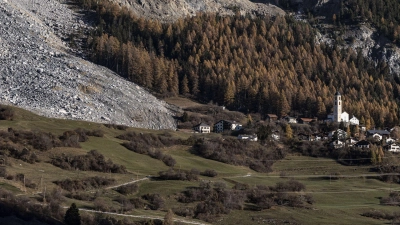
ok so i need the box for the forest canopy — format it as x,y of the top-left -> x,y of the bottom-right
75,0 -> 400,128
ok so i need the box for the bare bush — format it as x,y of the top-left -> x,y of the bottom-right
54,176 -> 116,192
192,137 -> 285,172
0,105 -> 15,120
116,183 -> 138,195
200,169 -> 218,177
158,168 -> 198,181
142,194 -> 165,210
51,150 -> 127,173
104,124 -> 129,130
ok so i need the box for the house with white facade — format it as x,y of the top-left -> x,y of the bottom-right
213,120 -> 242,133
238,134 -> 258,141
386,144 -> 400,152
355,140 -> 370,149
282,116 -> 297,124
372,133 -> 383,141
345,138 -> 358,147
193,123 -> 211,133
386,138 -> 396,144
366,129 -> 390,141
330,140 -> 344,149
328,129 -> 347,140
349,116 -> 359,125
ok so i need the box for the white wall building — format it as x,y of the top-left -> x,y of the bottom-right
327,92 -> 351,123
349,116 -> 359,125
193,123 -> 211,133
238,134 -> 258,141
387,144 -> 400,152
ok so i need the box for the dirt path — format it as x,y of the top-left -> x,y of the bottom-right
70,208 -> 210,225
105,177 -> 149,190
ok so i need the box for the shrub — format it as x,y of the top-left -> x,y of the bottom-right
361,210 -> 394,220
119,132 -> 178,167
54,176 -> 116,192
51,150 -> 127,173
200,169 -> 218,177
104,124 -> 128,130
0,106 -> 14,120
158,168 -> 198,181
59,131 -> 80,148
116,183 -> 138,195
192,137 -> 285,172
142,194 -> 164,210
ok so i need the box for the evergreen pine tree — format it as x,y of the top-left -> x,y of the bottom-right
64,203 -> 81,225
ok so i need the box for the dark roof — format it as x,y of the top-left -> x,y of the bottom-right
355,140 -> 370,146
367,129 -> 390,135
335,91 -> 341,96
194,123 -> 210,127
300,118 -> 314,122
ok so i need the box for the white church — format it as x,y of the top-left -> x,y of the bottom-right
327,92 -> 359,125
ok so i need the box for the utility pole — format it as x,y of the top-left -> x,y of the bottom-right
43,185 -> 46,204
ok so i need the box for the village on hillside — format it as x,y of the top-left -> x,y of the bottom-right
189,92 -> 400,153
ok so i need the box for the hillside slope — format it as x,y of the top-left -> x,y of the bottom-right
0,0 -> 177,129
112,0 -> 285,22
301,0 -> 400,75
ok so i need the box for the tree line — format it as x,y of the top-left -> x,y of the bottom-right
74,0 -> 400,128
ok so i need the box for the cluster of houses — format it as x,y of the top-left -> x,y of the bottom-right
191,92 -> 400,152
193,120 -> 258,141
298,127 -> 400,152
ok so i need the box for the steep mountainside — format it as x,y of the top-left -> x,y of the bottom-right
0,0 -> 177,129
301,0 -> 400,75
109,0 -> 285,22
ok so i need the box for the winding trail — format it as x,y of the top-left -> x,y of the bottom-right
64,208 -> 210,225
105,177 -> 149,190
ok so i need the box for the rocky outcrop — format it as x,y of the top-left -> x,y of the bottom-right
303,0 -> 400,76
0,0 -> 177,129
114,0 -> 285,23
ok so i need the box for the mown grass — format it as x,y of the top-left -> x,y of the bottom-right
0,106 -> 400,224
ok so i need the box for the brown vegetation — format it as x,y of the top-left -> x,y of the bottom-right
119,132 -> 178,167
51,149 -> 127,173
54,176 -> 116,192
192,137 -> 286,172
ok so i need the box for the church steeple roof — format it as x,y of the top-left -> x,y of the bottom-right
335,91 -> 341,96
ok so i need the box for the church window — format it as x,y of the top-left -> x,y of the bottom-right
339,102 -> 340,105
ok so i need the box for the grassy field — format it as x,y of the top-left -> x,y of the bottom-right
0,106 -> 399,224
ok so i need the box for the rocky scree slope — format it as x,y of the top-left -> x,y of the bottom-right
113,0 -> 285,23
0,0 -> 177,129
303,0 -> 400,75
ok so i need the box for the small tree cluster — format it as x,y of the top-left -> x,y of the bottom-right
142,194 -> 165,210
54,176 -> 116,192
120,132 -> 178,167
192,137 -> 286,172
51,150 -> 127,173
116,183 -> 139,195
0,105 -> 15,120
200,169 -> 218,177
158,168 -> 199,181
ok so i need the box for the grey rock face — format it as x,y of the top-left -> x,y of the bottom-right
115,0 -> 285,23
0,0 -> 177,130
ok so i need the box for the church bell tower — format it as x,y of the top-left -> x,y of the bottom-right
333,91 -> 342,122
